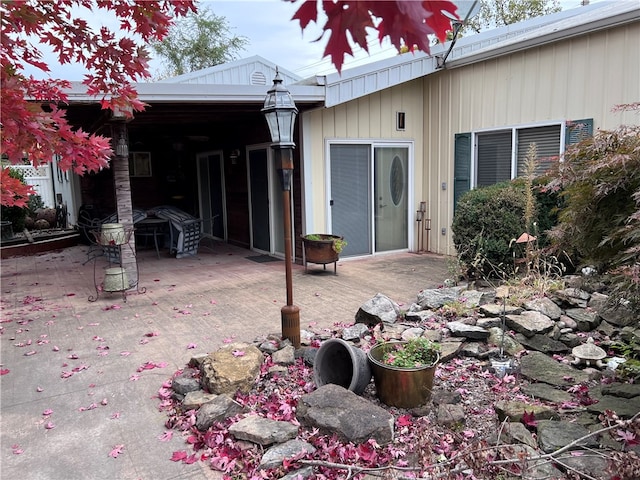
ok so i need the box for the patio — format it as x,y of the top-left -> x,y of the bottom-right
0,242 -> 447,480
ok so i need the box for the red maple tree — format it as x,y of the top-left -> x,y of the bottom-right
289,0 -> 458,72
0,0 -> 196,206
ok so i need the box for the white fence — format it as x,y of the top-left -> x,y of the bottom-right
11,164 -> 55,207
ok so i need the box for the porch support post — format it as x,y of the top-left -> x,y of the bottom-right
111,122 -> 138,284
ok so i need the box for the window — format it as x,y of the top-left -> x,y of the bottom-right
454,119 -> 593,206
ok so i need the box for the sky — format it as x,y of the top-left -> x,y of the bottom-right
24,0 -> 601,82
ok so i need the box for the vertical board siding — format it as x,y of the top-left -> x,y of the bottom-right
306,22 -> 638,256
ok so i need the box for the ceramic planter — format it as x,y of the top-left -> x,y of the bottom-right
313,338 -> 372,395
367,341 -> 439,408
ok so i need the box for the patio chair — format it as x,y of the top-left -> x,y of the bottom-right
152,206 -> 202,258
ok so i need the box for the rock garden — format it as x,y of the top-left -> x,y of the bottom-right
157,273 -> 640,480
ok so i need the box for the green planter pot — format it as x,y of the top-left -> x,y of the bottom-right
367,341 -> 439,408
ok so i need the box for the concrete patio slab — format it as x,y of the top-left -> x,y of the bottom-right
1,241 -> 447,479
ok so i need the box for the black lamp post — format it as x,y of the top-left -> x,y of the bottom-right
262,70 -> 300,348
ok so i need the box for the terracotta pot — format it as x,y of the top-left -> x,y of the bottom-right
367,341 -> 439,408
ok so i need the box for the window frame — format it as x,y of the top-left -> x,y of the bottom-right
470,120 -> 566,189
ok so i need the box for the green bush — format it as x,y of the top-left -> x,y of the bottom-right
452,182 -> 527,277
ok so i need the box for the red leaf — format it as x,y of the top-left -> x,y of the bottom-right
171,451 -> 188,462
521,410 -> 537,429
0,369 -> 10,375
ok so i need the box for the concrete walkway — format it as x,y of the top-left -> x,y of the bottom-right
0,241 -> 447,480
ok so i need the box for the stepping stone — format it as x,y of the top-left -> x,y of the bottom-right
521,383 -> 572,404
519,351 -> 590,386
536,420 -> 598,453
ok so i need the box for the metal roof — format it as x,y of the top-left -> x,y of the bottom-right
64,2 -> 638,109
321,1 -> 640,107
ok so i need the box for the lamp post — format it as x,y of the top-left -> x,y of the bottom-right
262,70 -> 300,348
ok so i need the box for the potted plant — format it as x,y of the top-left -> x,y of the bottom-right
301,233 -> 347,274
367,337 -> 440,408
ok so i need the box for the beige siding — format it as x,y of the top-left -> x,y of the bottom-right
304,22 -> 639,256
424,22 -> 639,255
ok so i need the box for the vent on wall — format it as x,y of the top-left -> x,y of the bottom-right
251,71 -> 267,86
396,111 -> 406,131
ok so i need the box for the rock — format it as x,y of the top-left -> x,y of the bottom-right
494,400 -> 559,422
279,466 -> 315,480
268,365 -> 288,377
299,346 -> 317,366
195,395 -> 246,431
404,310 -> 438,322
188,353 -> 208,368
459,289 -> 493,307
515,333 -> 569,354
553,288 -> 591,308
272,345 -> 295,365
259,439 -> 316,470
400,327 -> 424,340
519,351 -> 590,386
587,292 -> 609,312
505,311 -> 554,337
565,308 -> 601,332
496,422 -> 537,449
601,382 -> 640,399
459,342 -> 491,358
559,332 -> 582,348
439,341 -> 463,362
479,303 -> 522,317
431,390 -> 462,406
416,287 -> 464,310
487,328 -> 525,356
182,390 -> 217,410
599,303 -> 636,327
509,444 -> 564,480
355,293 -> 402,326
342,323 -> 369,341
436,404 -> 465,428
171,369 -> 201,395
476,317 -> 503,329
200,342 -> 264,395
228,415 -> 298,446
536,420 -> 598,453
586,395 -> 640,418
420,329 -> 443,343
297,384 -> 394,445
523,297 -> 562,321
554,452 -> 610,480
446,321 -> 489,340
520,383 -> 572,404
560,314 -> 578,330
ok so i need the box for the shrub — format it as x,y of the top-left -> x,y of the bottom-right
452,182 -> 527,277
545,117 -> 640,312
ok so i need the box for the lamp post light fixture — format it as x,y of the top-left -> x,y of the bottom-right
262,70 -> 300,348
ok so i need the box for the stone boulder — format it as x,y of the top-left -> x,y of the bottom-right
228,415 -> 298,446
355,293 -> 401,326
297,384 -> 394,445
200,342 -> 263,395
195,394 -> 246,431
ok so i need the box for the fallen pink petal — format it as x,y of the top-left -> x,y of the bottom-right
44,422 -> 55,430
0,369 -> 10,375
187,343 -> 197,349
108,444 -> 124,458
42,409 -> 53,416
